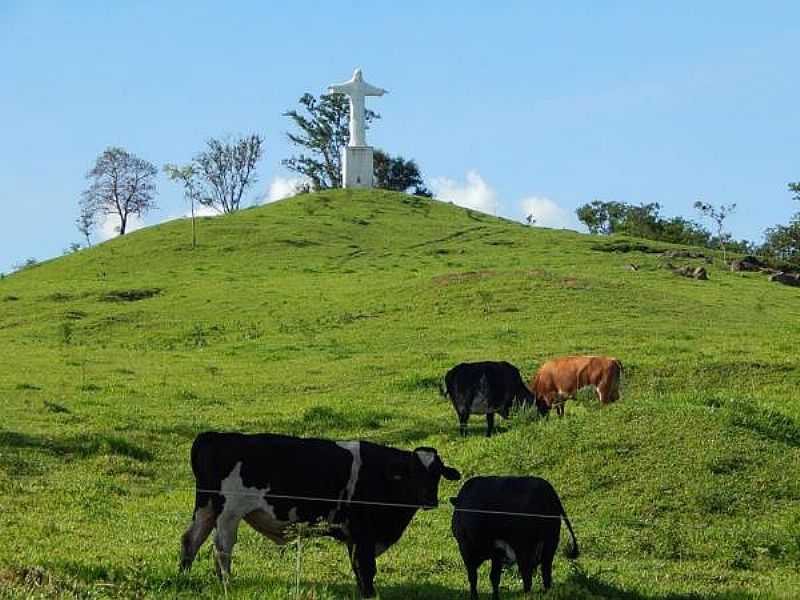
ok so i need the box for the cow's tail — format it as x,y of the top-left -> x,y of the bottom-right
189,432 -> 217,516
189,434 -> 203,478
560,506 -> 580,559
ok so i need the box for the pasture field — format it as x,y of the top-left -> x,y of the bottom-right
0,189 -> 798,599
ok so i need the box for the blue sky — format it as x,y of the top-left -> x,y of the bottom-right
1,2 -> 798,273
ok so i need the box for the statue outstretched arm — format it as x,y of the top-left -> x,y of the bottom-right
361,82 -> 387,96
328,82 -> 355,95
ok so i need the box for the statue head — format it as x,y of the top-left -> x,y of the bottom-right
353,68 -> 363,81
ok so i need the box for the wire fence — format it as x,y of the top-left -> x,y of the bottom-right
191,487 -> 566,520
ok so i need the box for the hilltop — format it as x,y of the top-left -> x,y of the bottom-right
0,189 -> 798,599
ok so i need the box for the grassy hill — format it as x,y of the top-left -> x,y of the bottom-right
0,189 -> 798,599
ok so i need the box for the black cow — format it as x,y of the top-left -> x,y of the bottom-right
180,432 -> 461,598
442,361 -> 538,437
450,476 -> 579,598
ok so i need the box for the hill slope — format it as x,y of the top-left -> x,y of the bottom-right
1,189 -> 798,599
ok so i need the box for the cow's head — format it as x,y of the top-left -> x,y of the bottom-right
535,394 -> 551,416
413,447 -> 461,509
387,447 -> 461,510
514,385 -> 547,417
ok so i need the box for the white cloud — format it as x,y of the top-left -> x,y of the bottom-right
520,196 -> 579,229
266,176 -> 309,203
160,203 -> 220,224
188,204 -> 219,217
97,212 -> 145,241
430,170 -> 498,215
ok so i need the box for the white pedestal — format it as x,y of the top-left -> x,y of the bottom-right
342,146 -> 374,188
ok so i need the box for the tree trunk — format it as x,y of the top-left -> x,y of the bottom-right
191,199 -> 196,249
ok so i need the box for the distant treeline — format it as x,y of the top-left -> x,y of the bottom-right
576,186 -> 800,268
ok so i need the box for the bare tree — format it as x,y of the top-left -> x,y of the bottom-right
80,147 -> 158,236
164,164 -> 201,249
187,135 -> 264,214
694,200 -> 737,262
75,204 -> 96,247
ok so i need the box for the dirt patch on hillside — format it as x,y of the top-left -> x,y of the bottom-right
592,240 -> 666,254
100,288 -> 162,302
432,270 -> 496,286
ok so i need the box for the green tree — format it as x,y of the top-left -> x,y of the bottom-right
762,217 -> 800,265
373,150 -> 432,197
659,216 -> 712,247
789,182 -> 800,201
761,183 -> 800,266
79,147 -> 158,236
575,200 -> 626,234
577,199 -> 720,247
283,93 -> 378,190
615,202 -> 664,239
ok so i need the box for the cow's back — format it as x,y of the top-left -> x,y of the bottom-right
446,361 -> 528,407
452,476 -> 562,547
190,432 -> 357,516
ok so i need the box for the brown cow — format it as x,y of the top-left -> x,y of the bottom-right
531,356 -> 623,416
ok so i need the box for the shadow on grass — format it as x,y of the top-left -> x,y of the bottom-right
275,405 -> 437,446
0,430 -> 153,462
723,400 -> 800,447
563,566 -> 766,600
148,421 -> 215,440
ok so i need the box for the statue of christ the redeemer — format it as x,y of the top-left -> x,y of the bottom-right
329,68 -> 387,148
328,68 -> 387,188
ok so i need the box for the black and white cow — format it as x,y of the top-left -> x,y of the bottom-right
180,431 -> 461,598
450,476 -> 579,599
442,361 -> 538,437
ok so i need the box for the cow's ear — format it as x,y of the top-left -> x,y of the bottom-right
441,465 -> 461,481
414,448 -> 437,470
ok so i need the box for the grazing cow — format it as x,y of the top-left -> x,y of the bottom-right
531,355 -> 623,416
450,476 -> 579,598
442,361 -> 538,437
179,432 -> 460,598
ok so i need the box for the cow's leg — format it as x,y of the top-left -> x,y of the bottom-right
540,538 -> 558,590
213,511 -> 242,581
489,552 -> 504,600
517,552 -> 534,593
466,560 -> 479,600
349,540 -> 378,598
459,410 -> 470,437
180,500 -> 216,572
485,412 -> 495,437
457,542 -> 480,600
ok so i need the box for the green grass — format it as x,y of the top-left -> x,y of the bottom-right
0,189 -> 798,599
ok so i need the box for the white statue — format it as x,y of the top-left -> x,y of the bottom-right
329,68 -> 387,147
